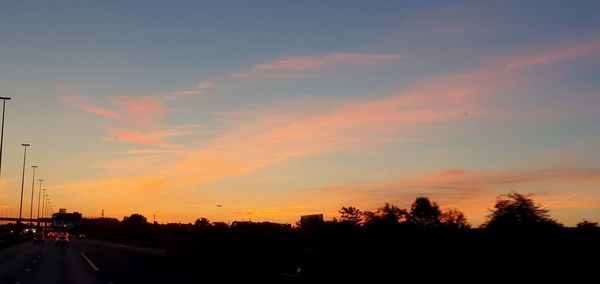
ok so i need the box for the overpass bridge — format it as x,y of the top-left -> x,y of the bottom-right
0,217 -> 53,223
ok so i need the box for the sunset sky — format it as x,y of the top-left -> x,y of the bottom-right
0,1 -> 599,225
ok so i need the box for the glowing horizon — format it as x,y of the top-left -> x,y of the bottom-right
0,1 -> 599,226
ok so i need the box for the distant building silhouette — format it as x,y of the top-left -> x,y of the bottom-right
300,214 -> 324,229
53,208 -> 82,229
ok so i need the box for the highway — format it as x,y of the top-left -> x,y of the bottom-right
0,237 -> 184,284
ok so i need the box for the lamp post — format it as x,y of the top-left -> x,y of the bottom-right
46,197 -> 50,228
18,143 -> 30,225
37,179 -> 43,226
0,97 -> 11,181
41,190 -> 47,227
45,197 -> 50,227
29,165 -> 37,226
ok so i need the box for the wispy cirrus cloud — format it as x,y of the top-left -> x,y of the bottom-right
232,52 -> 403,79
165,80 -> 214,99
105,127 -> 186,147
502,40 -> 600,70
58,40 -> 600,223
168,40 -> 600,185
62,95 -> 166,128
61,96 -> 127,123
62,95 -> 172,146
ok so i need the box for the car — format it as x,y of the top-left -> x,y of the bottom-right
33,233 -> 45,243
78,234 -> 87,239
55,234 -> 69,247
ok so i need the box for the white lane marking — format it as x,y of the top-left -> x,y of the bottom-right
80,251 -> 100,271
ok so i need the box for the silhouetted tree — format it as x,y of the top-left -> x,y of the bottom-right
339,206 -> 362,225
364,203 -> 407,226
122,213 -> 152,242
195,217 -> 210,226
440,208 -> 471,229
407,197 -> 441,228
483,192 -> 560,230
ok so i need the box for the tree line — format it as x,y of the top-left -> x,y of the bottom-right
70,191 -> 598,248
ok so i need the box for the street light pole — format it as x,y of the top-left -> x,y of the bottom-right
0,97 -> 11,181
18,143 -> 30,225
29,165 -> 37,225
41,188 -> 46,219
37,179 -> 43,226
46,198 -> 50,218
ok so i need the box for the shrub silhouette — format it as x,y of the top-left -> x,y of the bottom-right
576,219 -> 599,231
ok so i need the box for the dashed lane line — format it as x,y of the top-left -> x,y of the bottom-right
80,251 -> 100,271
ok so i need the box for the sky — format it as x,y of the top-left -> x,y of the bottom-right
0,0 -> 599,226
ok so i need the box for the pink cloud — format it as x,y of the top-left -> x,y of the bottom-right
106,127 -> 187,147
165,80 -> 214,98
504,40 -> 600,70
255,53 -> 403,70
61,96 -> 127,123
63,95 -> 165,128
57,40 -> 600,224
106,128 -> 167,147
167,40 -> 600,185
233,52 -> 403,79
108,96 -> 166,129
63,95 -> 174,146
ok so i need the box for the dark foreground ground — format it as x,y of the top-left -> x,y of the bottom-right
0,230 -> 598,283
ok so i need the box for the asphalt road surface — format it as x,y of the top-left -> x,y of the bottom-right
0,237 -> 185,284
